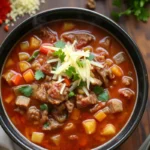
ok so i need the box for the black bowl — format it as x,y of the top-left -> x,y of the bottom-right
0,7 -> 148,150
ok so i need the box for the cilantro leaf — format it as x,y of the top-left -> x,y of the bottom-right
40,104 -> 48,111
65,66 -> 80,81
76,60 -> 84,68
68,91 -> 75,97
53,49 -> 66,62
54,40 -> 66,49
19,86 -> 33,97
93,86 -> 104,95
98,91 -> 109,102
43,122 -> 49,128
78,81 -> 86,88
87,53 -> 95,61
28,50 -> 39,62
112,0 -> 122,7
35,70 -> 45,80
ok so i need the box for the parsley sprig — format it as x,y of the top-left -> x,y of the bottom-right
35,70 -> 45,80
112,0 -> 150,22
53,49 -> 66,62
19,86 -> 33,97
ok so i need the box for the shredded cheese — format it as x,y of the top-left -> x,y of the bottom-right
60,83 -> 66,95
82,86 -> 89,96
47,58 -> 59,63
90,61 -> 104,68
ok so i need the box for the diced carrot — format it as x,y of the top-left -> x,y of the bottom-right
5,94 -> 14,104
11,74 -> 22,85
40,43 -> 54,54
94,110 -> 107,122
111,64 -> 123,77
64,78 -> 71,86
23,69 -> 34,83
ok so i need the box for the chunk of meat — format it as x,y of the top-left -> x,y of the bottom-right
96,67 -> 115,86
38,27 -> 57,43
122,76 -> 133,86
31,60 -> 41,71
90,77 -> 102,86
101,106 -> 110,114
15,96 -> 30,109
95,47 -> 109,61
62,31 -> 95,49
113,52 -> 126,64
42,118 -> 63,131
41,63 -> 51,75
107,99 -> 123,113
52,104 -> 68,123
35,84 -> 47,102
119,88 -> 135,100
47,82 -> 69,105
76,92 -> 98,108
40,110 -> 49,124
90,102 -> 106,113
65,101 -> 74,113
27,106 -> 41,124
99,36 -> 112,50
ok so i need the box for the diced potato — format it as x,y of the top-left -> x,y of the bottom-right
18,52 -> 30,61
5,59 -> 15,68
70,108 -> 80,120
23,69 -> 34,83
30,36 -> 41,50
5,94 -> 14,103
94,110 -> 107,122
51,134 -> 61,146
20,41 -> 29,51
63,22 -> 75,31
31,132 -> 44,144
82,119 -> 96,134
64,122 -> 75,131
100,124 -> 116,136
2,70 -> 16,85
111,64 -> 123,77
19,61 -> 31,72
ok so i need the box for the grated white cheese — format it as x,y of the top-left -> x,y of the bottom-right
60,83 -> 66,95
47,58 -> 59,64
90,61 -> 104,68
82,86 -> 89,96
5,0 -> 46,25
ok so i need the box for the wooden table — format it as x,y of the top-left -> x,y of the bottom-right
0,1 -> 149,150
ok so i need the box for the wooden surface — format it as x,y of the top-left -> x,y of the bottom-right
0,1 -> 150,150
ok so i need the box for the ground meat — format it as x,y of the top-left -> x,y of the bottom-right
42,118 -> 63,131
68,135 -> 79,140
76,92 -> 98,108
65,101 -> 74,113
122,76 -> 133,86
107,99 -> 123,113
40,110 -> 49,124
38,27 -> 57,43
119,88 -> 135,100
31,60 -> 41,71
86,0 -> 96,9
62,32 -> 95,49
35,84 -> 47,102
41,63 -> 52,75
27,106 -> 41,124
47,82 -> 69,105
90,102 -> 106,113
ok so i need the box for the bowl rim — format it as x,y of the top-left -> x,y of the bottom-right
0,7 -> 148,150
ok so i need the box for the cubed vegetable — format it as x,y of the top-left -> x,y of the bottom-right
5,94 -> 14,103
16,95 -> 31,108
100,124 -> 116,136
51,134 -> 61,146
5,59 -> 15,68
20,41 -> 29,51
30,36 -> 41,50
19,61 -> 31,72
31,132 -> 44,144
2,70 -> 16,85
63,122 -> 75,131
23,69 -> 34,83
111,65 -> 123,77
82,119 -> 96,134
94,110 -> 107,122
11,74 -> 22,85
18,52 -> 30,61
70,108 -> 80,120
64,78 -> 71,86
40,43 -> 54,55
62,22 -> 75,31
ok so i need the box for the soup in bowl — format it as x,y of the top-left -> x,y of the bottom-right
0,8 -> 148,150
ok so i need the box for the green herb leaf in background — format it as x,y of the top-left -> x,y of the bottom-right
40,104 -> 48,111
98,91 -> 110,102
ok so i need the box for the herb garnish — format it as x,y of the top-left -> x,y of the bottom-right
35,70 -> 45,80
40,104 -> 48,111
27,50 -> 39,62
53,49 -> 66,62
68,91 -> 75,97
19,86 -> 33,97
54,40 -> 66,49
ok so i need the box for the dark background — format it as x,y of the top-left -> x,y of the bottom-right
0,1 -> 150,150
